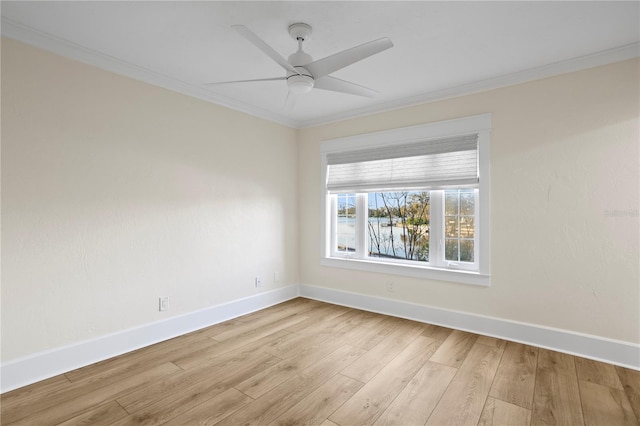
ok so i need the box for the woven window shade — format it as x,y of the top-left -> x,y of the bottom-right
326,134 -> 478,193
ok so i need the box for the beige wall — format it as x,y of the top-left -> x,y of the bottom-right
298,58 -> 639,344
2,36 -> 638,366
1,38 -> 299,362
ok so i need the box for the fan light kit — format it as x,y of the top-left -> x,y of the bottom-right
287,74 -> 314,94
206,22 -> 393,104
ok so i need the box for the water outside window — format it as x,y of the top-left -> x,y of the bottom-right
368,192 -> 430,262
336,193 -> 357,253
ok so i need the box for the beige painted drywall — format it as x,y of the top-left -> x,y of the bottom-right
298,58 -> 640,344
1,38 -> 298,362
2,36 -> 638,366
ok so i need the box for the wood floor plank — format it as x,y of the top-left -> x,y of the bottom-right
116,349 -> 279,415
478,397 -> 532,426
6,362 -> 181,425
575,357 -> 624,390
230,298 -> 316,324
235,333 -> 350,398
330,336 -> 440,426
192,305 -> 283,339
64,332 -> 211,383
66,335 -> 216,386
204,306 -> 321,338
347,317 -> 403,351
489,341 -> 538,409
373,361 -> 456,426
326,308 -> 391,331
579,380 -> 638,426
268,374 -> 363,426
617,366 -> 640,422
191,318 -> 244,337
425,341 -> 504,425
0,374 -> 71,416
340,319 -> 425,383
55,400 -> 129,425
161,388 -> 253,426
2,299 -> 634,426
173,328 -> 290,370
282,298 -> 335,316
429,329 -> 478,368
421,323 -> 453,341
350,310 -> 388,329
261,329 -> 325,359
265,318 -> 356,360
217,344 -> 367,426
113,351 -> 281,425
283,308 -> 352,335
211,308 -> 307,341
531,349 -> 584,425
476,335 -> 507,349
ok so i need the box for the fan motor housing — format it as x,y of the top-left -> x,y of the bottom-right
287,73 -> 314,94
288,50 -> 313,67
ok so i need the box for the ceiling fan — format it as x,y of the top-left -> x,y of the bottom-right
207,23 -> 393,101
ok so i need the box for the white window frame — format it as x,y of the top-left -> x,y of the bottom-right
320,114 -> 491,286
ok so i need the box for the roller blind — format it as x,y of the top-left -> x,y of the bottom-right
326,134 -> 479,193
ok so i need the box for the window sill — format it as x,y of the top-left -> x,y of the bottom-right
321,256 -> 490,287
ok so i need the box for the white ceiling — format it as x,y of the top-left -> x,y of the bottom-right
2,1 -> 639,128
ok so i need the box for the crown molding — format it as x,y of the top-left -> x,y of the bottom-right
0,17 -> 299,128
2,17 -> 638,130
297,41 -> 640,128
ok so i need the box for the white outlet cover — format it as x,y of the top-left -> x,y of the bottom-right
159,297 -> 169,311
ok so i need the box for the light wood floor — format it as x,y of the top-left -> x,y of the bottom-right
2,298 -> 639,425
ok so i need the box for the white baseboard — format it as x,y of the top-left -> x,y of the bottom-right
0,285 -> 299,393
3,283 -> 637,393
299,284 -> 640,371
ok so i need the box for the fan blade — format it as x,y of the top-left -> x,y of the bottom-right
305,38 -> 393,79
284,90 -> 297,111
204,77 -> 286,86
314,76 -> 379,98
232,25 -> 298,74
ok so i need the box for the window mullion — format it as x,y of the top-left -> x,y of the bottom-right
457,190 -> 461,262
430,190 -> 444,267
329,195 -> 337,257
355,193 -> 368,259
474,189 -> 480,267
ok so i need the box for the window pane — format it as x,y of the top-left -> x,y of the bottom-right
460,190 -> 475,215
460,240 -> 474,262
445,192 -> 458,215
368,191 -> 430,262
445,216 -> 459,238
445,189 -> 476,264
337,235 -> 356,253
445,239 -> 459,261
460,216 -> 475,238
336,194 -> 356,253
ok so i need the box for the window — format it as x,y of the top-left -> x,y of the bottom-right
444,189 -> 477,263
336,193 -> 357,255
368,191 -> 431,263
321,114 -> 491,286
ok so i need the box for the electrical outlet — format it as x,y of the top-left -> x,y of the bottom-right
386,281 -> 394,292
255,276 -> 262,288
159,296 -> 169,311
